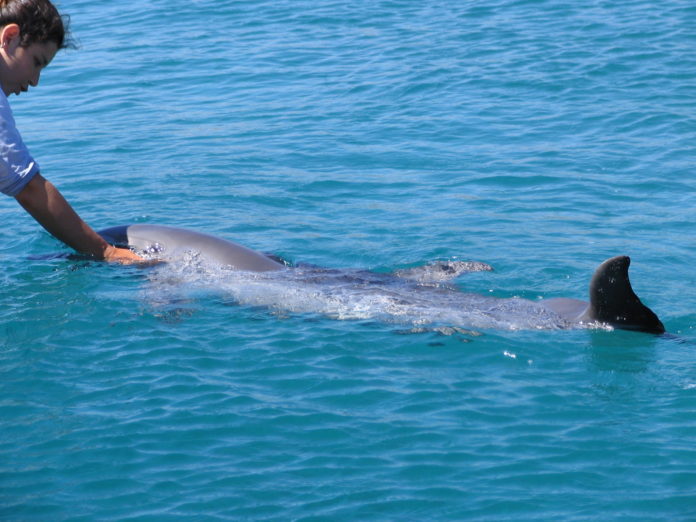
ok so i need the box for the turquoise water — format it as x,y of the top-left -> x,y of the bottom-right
2,0 -> 696,519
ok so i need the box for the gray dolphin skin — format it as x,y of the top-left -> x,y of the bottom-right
100,224 -> 284,272
98,224 -> 665,334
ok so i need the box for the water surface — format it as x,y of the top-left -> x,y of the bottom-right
2,0 -> 696,519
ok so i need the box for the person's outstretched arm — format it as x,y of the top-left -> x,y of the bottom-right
15,173 -> 144,263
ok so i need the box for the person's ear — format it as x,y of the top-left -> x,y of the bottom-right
0,24 -> 21,52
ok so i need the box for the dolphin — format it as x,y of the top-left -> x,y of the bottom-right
98,224 -> 665,334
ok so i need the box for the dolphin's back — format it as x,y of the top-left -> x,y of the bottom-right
99,224 -> 285,272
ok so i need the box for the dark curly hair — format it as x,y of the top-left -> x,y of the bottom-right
0,0 -> 75,49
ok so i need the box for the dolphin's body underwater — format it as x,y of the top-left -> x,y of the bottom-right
99,224 -> 665,334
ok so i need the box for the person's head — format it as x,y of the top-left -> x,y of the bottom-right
0,0 -> 74,96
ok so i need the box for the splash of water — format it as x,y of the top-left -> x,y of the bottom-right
137,252 -> 585,332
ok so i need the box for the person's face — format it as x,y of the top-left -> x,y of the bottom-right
0,24 -> 58,97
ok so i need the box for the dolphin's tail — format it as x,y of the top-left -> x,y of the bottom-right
589,256 -> 665,334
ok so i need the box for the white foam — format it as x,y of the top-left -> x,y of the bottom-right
137,257 -> 575,332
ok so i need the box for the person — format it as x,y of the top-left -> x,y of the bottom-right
0,0 -> 143,263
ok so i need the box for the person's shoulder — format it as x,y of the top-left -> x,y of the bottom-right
0,89 -> 10,109
0,91 -> 15,123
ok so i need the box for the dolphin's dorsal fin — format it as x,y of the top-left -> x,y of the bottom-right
589,256 -> 664,334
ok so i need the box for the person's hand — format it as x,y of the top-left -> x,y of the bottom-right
103,245 -> 149,264
16,175 -> 159,265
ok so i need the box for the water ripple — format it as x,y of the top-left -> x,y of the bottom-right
3,0 -> 696,519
